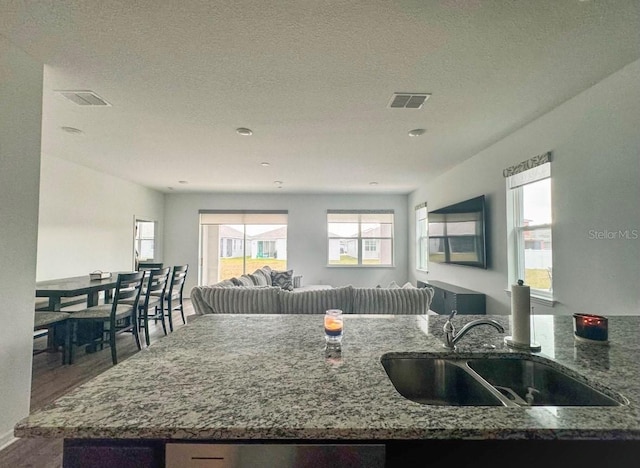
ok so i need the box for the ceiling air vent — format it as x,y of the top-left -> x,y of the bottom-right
56,90 -> 111,106
389,93 -> 431,109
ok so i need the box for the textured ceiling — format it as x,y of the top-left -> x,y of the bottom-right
1,0 -> 639,194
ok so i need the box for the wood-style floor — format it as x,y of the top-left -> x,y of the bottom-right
0,300 -> 196,468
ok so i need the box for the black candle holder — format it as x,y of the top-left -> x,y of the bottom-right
573,313 -> 608,345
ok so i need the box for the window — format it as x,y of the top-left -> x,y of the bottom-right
506,159 -> 553,301
415,203 -> 428,271
199,211 -> 288,285
327,210 -> 394,266
135,220 -> 156,261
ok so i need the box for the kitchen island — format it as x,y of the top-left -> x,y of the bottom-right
15,314 -> 640,467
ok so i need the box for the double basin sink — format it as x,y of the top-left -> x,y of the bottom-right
381,352 -> 628,407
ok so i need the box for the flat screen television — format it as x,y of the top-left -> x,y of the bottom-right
428,195 -> 487,269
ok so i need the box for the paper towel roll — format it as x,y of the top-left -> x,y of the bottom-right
511,281 -> 531,345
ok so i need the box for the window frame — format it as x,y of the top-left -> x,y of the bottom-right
506,163 -> 554,304
415,204 -> 428,271
327,210 -> 395,267
135,220 -> 156,262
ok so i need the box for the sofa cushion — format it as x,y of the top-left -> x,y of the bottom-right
353,287 -> 433,315
280,285 -> 353,314
191,286 -> 281,314
211,279 -> 236,288
250,268 -> 271,286
271,269 -> 294,291
235,274 -> 255,287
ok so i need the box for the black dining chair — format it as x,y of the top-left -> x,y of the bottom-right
137,266 -> 171,346
164,264 -> 188,331
65,271 -> 145,365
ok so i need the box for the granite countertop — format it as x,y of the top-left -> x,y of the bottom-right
15,314 -> 640,441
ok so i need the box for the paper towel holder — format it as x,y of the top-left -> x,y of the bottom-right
505,279 -> 541,352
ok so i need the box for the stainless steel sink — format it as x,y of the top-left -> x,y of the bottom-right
380,356 -> 503,406
381,353 -> 628,407
465,356 -> 624,407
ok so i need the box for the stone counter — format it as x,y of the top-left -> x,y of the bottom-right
15,314 -> 640,441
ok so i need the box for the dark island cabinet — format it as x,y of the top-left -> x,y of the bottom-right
63,439 -> 640,468
418,280 -> 486,315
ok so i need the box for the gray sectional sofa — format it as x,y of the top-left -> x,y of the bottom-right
190,266 -> 434,315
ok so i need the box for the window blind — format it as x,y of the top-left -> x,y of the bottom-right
503,152 -> 551,189
199,210 -> 288,225
327,210 -> 394,224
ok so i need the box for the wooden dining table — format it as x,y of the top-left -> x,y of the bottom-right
35,274 -> 126,311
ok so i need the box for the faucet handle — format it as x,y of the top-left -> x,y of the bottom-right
443,309 -> 457,335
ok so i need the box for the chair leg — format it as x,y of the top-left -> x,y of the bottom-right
132,313 -> 142,351
110,325 -> 118,365
59,321 -> 68,365
144,310 -> 151,346
167,297 -> 174,332
66,321 -> 75,365
46,325 -> 55,351
156,306 -> 166,336
179,297 -> 186,325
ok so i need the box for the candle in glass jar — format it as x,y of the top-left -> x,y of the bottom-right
324,309 -> 343,338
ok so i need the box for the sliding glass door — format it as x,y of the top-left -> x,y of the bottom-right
199,211 -> 288,286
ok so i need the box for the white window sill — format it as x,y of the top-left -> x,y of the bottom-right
326,264 -> 396,268
504,289 -> 556,307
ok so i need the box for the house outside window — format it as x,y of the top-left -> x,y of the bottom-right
506,159 -> 553,301
327,210 -> 394,266
199,211 -> 288,285
415,203 -> 428,271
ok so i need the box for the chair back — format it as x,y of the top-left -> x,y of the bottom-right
168,264 -> 189,298
113,271 -> 146,313
141,267 -> 171,308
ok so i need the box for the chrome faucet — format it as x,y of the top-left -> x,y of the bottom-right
443,310 -> 505,349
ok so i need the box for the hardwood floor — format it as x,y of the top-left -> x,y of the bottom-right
0,300 -> 196,468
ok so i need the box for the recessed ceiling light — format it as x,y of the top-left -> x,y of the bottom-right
408,128 -> 426,137
178,180 -> 188,184
61,126 -> 83,134
236,127 -> 253,136
260,162 -> 271,167
274,180 -> 283,185
369,181 -> 379,186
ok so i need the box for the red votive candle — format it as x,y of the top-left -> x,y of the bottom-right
573,313 -> 608,342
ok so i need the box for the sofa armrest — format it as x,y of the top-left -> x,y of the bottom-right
190,286 -> 216,315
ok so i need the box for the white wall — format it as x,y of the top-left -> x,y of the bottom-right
36,154 -> 165,280
164,193 -> 409,295
409,59 -> 640,316
0,36 -> 42,447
